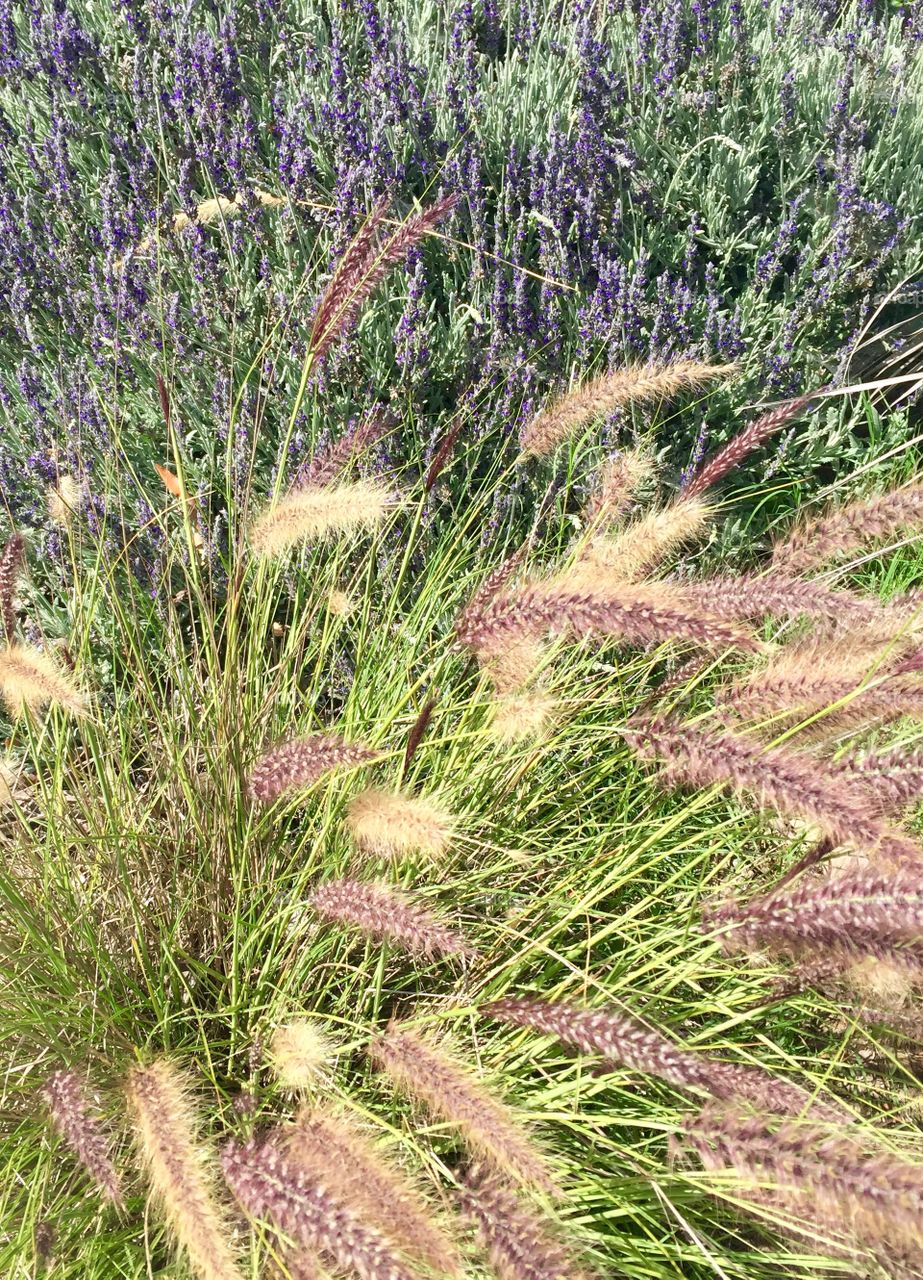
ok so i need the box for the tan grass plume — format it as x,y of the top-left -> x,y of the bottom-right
520,361 -> 737,459
489,692 -> 558,743
583,447 -> 654,526
368,1022 -> 555,1195
288,1108 -> 463,1277
570,496 -> 712,587
248,480 -> 395,559
268,1021 -> 337,1091
0,643 -> 86,716
346,787 -> 455,860
126,1059 -> 244,1280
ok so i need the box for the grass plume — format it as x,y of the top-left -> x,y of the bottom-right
127,1059 -> 243,1280
346,787 -> 455,860
0,532 -> 24,643
519,361 -> 737,459
773,481 -> 923,574
682,394 -> 814,498
248,480 -> 396,559
309,878 -> 475,961
0,643 -> 86,716
222,1134 -> 421,1280
368,1022 -> 555,1194
288,1108 -> 463,1277
268,1021 -> 336,1091
249,733 -> 380,807
625,716 -> 923,864
41,1069 -> 123,1208
459,1164 -> 590,1280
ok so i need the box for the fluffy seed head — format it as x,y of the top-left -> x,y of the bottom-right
288,1109 -> 463,1276
484,995 -> 847,1121
519,361 -> 737,459
126,1059 -> 244,1280
488,693 -> 558,743
222,1134 -> 421,1280
678,1103 -> 923,1267
248,481 -> 396,559
682,395 -> 813,498
47,474 -> 85,525
368,1022 -> 555,1194
249,733 -> 380,807
572,497 -> 712,585
310,878 -> 475,961
773,482 -> 923,574
42,1069 -> 123,1207
459,1163 -> 590,1280
268,1022 -> 336,1090
626,716 -> 923,864
0,643 -> 86,716
0,532 -> 25,643
346,787 -> 455,860
704,867 -> 923,968
583,448 -> 654,525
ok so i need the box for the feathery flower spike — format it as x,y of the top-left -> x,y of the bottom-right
42,1070 -> 123,1207
773,481 -> 923,574
309,878 -> 475,961
519,361 -> 737,459
248,480 -> 395,559
298,410 -> 396,491
368,1023 -> 555,1194
682,394 -> 813,498
127,1060 -> 244,1280
249,734 -> 380,807
489,692 -> 558,743
0,533 -> 25,643
268,1021 -> 336,1090
833,745 -> 923,815
679,1104 -> 923,1266
459,1164 -> 589,1280
346,787 -> 455,860
678,573 -> 883,627
0,643 -> 86,716
572,497 -> 712,585
222,1135 -> 420,1280
310,195 -> 458,368
461,582 -> 761,660
583,447 -> 654,526
289,1109 -> 462,1276
704,867 -> 923,966
626,716 -> 923,864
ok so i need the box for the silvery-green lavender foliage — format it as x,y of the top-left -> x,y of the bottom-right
0,0 -> 920,592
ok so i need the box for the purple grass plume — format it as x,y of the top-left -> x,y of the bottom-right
368,1022 -> 555,1195
773,482 -> 923,574
309,878 -> 476,961
289,1109 -> 463,1276
459,1163 -> 592,1280
42,1069 -> 123,1207
682,394 -> 814,498
833,744 -> 923,815
457,582 -> 761,664
484,995 -> 847,1121
625,716 -> 923,865
248,733 -> 381,807
221,1134 -> 421,1280
0,532 -> 24,644
309,196 -> 458,368
298,409 -> 396,490
677,572 -> 883,627
678,1103 -> 923,1271
704,866 -> 923,969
